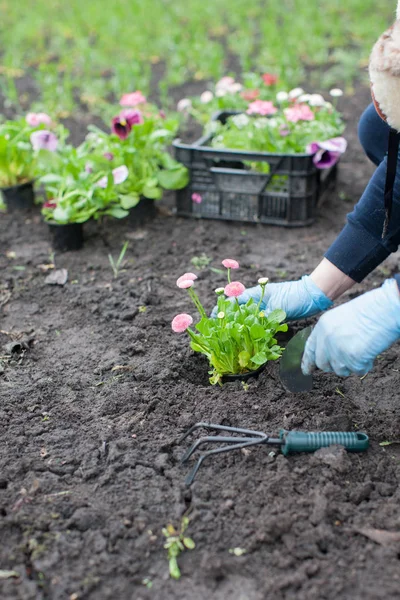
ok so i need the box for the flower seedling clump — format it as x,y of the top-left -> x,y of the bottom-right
162,517 -> 195,580
172,260 -> 287,385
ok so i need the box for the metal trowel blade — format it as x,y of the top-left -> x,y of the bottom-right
279,326 -> 313,393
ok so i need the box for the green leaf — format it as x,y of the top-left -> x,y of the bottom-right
183,537 -> 195,550
238,350 -> 250,368
104,207 -> 129,219
267,309 -> 286,325
250,323 -> 267,340
251,352 -> 268,366
40,173 -> 63,184
142,184 -> 162,200
120,193 -> 140,209
157,165 -> 189,190
169,556 -> 181,580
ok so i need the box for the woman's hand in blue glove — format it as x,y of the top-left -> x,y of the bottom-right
227,275 -> 333,321
302,279 -> 400,377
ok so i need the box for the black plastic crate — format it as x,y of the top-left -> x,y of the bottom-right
173,110 -> 338,227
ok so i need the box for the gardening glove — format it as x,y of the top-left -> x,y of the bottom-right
211,275 -> 332,320
302,278 -> 400,377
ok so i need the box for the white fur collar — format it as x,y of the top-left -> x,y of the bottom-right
369,20 -> 400,131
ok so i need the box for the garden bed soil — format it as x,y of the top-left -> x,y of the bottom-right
1,83 -> 400,600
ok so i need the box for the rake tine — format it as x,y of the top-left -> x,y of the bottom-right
180,436 -> 256,465
179,422 -> 267,444
184,438 -> 265,486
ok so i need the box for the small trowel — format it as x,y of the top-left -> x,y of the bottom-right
279,326 -> 313,393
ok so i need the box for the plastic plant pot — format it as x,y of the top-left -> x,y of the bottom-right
48,222 -> 84,252
1,181 -> 35,211
127,197 -> 156,228
221,362 -> 267,384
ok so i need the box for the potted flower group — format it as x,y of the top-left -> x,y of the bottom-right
172,259 -> 287,385
177,74 -> 347,170
88,91 -> 189,224
0,112 -> 58,210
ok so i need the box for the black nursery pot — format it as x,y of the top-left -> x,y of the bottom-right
48,222 -> 84,252
2,181 -> 35,211
221,362 -> 267,384
127,197 -> 156,228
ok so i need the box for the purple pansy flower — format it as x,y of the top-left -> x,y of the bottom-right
306,137 -> 347,169
30,130 -> 58,152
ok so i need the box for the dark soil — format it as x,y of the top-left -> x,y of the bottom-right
1,82 -> 400,600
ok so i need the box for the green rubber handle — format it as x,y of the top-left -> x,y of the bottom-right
279,430 -> 369,455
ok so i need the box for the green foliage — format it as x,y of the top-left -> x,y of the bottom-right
108,241 -> 129,279
189,300 -> 287,385
162,517 -> 195,580
173,266 -> 287,385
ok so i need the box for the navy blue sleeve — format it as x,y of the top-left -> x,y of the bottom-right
325,154 -> 400,282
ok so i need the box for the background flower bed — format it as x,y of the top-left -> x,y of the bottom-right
0,0 -> 395,118
0,84 -> 400,600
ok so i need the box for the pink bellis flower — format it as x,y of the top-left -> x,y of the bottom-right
246,100 -> 277,116
306,137 -> 347,169
26,112 -> 52,127
191,193 -> 202,204
171,313 -> 193,333
284,104 -> 315,123
120,91 -> 147,106
224,281 -> 246,297
30,130 -> 58,152
96,165 -> 129,188
177,279 -> 194,289
177,273 -> 198,286
222,259 -> 239,269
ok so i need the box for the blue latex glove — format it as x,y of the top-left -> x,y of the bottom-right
302,278 -> 400,377
212,275 -> 333,320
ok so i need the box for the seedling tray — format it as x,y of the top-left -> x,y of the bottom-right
173,111 -> 338,227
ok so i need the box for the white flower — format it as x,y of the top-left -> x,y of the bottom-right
200,90 -> 214,104
177,98 -> 192,112
308,94 -> 325,106
324,101 -> 333,110
232,114 -> 250,128
329,88 -> 343,97
254,117 -> 271,129
258,277 -> 269,285
215,76 -> 242,96
288,88 -> 304,100
215,287 -> 225,295
276,91 -> 289,102
217,311 -> 225,319
299,94 -> 311,103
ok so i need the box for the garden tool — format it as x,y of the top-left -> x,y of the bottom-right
369,14 -> 400,236
279,326 -> 313,393
179,422 -> 369,485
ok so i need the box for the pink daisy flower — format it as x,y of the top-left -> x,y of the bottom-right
177,273 -> 198,286
171,313 -> 193,333
224,281 -> 246,297
284,104 -> 315,123
222,259 -> 239,269
246,100 -> 278,116
120,91 -> 147,106
191,193 -> 202,204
